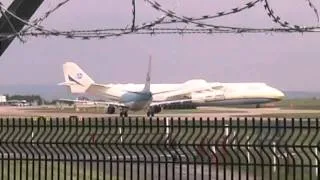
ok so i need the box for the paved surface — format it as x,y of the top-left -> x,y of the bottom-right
0,106 -> 319,118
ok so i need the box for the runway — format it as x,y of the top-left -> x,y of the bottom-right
0,106 -> 319,118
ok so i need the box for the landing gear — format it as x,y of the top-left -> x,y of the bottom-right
120,111 -> 128,117
146,106 -> 161,117
120,108 -> 128,117
153,105 -> 161,113
147,111 -> 154,117
256,104 -> 261,108
106,106 -> 115,114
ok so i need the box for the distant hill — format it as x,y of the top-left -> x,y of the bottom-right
283,91 -> 320,99
0,85 -> 319,101
0,84 -> 74,101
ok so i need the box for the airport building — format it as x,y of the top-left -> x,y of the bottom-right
0,95 -> 6,105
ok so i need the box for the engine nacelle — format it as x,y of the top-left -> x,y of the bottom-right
106,106 -> 115,114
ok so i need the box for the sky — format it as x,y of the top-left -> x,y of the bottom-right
0,0 -> 320,91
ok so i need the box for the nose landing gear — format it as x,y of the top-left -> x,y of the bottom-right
146,105 -> 161,117
147,110 -> 154,117
120,108 -> 128,117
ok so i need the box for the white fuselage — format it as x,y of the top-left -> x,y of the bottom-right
90,81 -> 285,107
62,62 -> 285,112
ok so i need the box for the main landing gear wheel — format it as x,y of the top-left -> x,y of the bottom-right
120,111 -> 128,117
106,106 -> 115,114
147,111 -> 154,117
146,106 -> 161,117
147,106 -> 157,117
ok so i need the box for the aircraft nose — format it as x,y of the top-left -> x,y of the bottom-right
274,89 -> 285,100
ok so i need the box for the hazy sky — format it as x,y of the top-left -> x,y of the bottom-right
0,0 -> 320,91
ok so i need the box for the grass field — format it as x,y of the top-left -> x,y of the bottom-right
275,99 -> 320,110
254,99 -> 320,118
246,113 -> 320,119
1,160 -> 121,180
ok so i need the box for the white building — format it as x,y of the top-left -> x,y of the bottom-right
0,95 -> 6,104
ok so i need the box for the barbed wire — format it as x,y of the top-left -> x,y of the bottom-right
19,0 -> 72,39
144,0 -> 262,26
0,5 -> 25,42
305,0 -> 319,23
1,0 -> 320,41
263,0 -> 306,30
131,0 -> 136,32
0,3 -> 58,41
2,26 -> 317,41
32,0 -> 71,26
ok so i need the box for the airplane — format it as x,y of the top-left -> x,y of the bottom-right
7,99 -> 30,106
59,60 -> 285,116
59,58 -> 195,117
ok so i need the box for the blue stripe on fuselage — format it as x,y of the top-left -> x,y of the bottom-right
68,75 -> 83,86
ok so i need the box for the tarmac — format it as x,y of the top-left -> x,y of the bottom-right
0,105 -> 319,118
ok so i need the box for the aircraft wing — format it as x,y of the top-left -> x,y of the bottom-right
57,98 -> 127,107
58,98 -> 83,103
94,101 -> 127,108
150,99 -> 193,107
85,83 -> 112,95
152,84 -> 222,101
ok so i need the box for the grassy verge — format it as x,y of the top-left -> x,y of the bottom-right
245,113 -> 320,119
1,160 -> 121,180
275,99 -> 320,110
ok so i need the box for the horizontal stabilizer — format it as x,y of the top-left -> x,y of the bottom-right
86,83 -> 112,95
58,81 -> 78,86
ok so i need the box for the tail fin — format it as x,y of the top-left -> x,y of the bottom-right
142,56 -> 151,92
59,62 -> 94,93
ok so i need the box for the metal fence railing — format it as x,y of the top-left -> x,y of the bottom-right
0,116 -> 319,180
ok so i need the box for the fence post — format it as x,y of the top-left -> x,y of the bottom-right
225,123 -> 229,144
166,117 -> 170,144
316,147 -> 318,177
31,118 -> 35,146
119,127 -> 123,143
247,136 -> 250,163
273,141 -> 276,173
212,146 -> 216,154
233,131 -> 236,146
